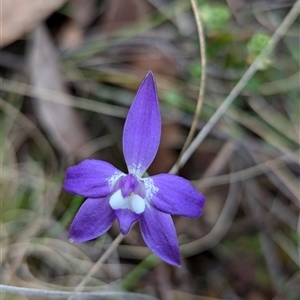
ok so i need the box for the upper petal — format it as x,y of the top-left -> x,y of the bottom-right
69,198 -> 115,243
64,159 -> 124,198
123,71 -> 161,176
150,174 -> 205,218
140,206 -> 180,267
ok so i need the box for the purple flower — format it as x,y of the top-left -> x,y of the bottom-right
64,71 -> 205,267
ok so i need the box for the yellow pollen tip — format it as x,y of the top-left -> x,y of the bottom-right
130,192 -> 135,196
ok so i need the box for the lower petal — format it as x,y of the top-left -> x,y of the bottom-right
114,209 -> 140,234
69,198 -> 115,243
140,206 -> 180,267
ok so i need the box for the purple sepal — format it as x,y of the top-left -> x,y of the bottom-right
140,206 -> 180,267
64,159 -> 123,198
69,198 -> 115,243
151,174 -> 205,218
114,209 -> 140,234
123,71 -> 161,176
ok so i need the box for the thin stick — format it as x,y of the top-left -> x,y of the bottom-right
175,0 -> 206,162
196,149 -> 300,190
180,166 -> 241,257
0,284 -> 158,300
0,78 -> 127,118
169,0 -> 300,174
68,233 -> 124,300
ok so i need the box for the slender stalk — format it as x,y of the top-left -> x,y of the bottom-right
175,0 -> 206,166
170,0 -> 300,174
0,284 -> 158,300
68,233 -> 124,300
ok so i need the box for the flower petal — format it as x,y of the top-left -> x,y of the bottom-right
69,198 -> 115,243
140,206 -> 180,267
110,189 -> 132,210
130,194 -> 146,214
110,190 -> 146,214
123,71 -> 161,176
114,209 -> 140,234
150,174 -> 205,218
64,159 -> 124,198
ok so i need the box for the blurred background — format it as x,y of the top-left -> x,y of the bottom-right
1,0 -> 299,299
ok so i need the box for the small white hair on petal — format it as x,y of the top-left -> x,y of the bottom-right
107,172 -> 124,187
143,177 -> 158,201
128,163 -> 144,177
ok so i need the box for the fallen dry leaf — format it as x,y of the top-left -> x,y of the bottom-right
27,24 -> 92,161
0,0 -> 67,47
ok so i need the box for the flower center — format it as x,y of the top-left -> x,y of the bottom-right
109,174 -> 146,214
